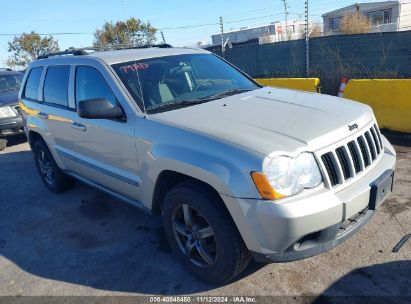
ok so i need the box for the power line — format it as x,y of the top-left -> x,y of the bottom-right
0,32 -> 93,36
159,22 -> 219,31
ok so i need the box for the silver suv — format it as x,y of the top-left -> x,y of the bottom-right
20,46 -> 396,283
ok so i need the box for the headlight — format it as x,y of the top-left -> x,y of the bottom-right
251,153 -> 323,200
0,106 -> 17,119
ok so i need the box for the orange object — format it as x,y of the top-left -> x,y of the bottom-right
338,77 -> 348,97
250,172 -> 285,200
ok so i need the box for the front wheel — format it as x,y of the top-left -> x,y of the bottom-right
162,182 -> 251,284
0,139 -> 6,151
33,140 -> 74,193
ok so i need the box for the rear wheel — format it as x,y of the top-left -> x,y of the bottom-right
33,140 -> 74,193
163,182 -> 251,284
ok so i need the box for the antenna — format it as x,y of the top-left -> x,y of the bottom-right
220,16 -> 225,58
135,68 -> 147,117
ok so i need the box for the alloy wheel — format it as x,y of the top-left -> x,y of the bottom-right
37,149 -> 54,185
172,204 -> 218,267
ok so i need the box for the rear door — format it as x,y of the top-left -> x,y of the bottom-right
22,65 -> 78,171
70,64 -> 142,201
40,65 -> 79,170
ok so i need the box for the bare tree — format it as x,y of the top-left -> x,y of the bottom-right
339,12 -> 372,35
297,23 -> 322,39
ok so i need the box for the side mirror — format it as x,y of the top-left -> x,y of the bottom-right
77,98 -> 124,119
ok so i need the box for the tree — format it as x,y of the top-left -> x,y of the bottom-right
339,12 -> 372,35
309,24 -> 322,38
94,17 -> 157,48
7,32 -> 59,68
297,23 -> 322,39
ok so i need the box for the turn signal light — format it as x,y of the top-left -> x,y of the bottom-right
250,172 -> 285,200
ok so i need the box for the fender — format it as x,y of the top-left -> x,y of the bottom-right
134,117 -> 265,209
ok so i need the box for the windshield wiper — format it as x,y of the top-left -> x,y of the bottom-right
146,89 -> 254,114
146,99 -> 207,113
198,88 -> 254,101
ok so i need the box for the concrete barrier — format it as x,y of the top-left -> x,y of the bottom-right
343,79 -> 411,133
254,78 -> 321,93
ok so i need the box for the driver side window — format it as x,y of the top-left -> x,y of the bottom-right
75,66 -> 117,107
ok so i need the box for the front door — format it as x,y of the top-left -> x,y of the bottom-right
70,65 -> 141,201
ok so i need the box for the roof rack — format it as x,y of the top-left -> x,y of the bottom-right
92,43 -> 173,51
37,44 -> 173,60
37,48 -> 89,60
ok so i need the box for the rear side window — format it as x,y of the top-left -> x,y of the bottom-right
75,66 -> 117,106
24,67 -> 43,100
43,66 -> 70,107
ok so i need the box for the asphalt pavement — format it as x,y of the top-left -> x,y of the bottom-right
0,134 -> 410,302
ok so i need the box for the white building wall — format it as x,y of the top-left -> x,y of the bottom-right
399,0 -> 411,30
323,1 -> 403,34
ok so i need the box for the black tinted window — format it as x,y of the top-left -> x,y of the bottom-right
24,67 -> 43,100
43,66 -> 70,107
75,66 -> 116,106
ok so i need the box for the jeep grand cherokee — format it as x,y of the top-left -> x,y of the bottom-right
19,46 -> 396,283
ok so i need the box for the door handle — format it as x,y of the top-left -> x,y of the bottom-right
38,112 -> 48,119
72,122 -> 86,131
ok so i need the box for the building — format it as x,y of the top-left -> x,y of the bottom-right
322,1 -> 411,34
211,20 -> 308,46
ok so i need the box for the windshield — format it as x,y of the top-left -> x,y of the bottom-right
112,53 -> 259,113
0,74 -> 23,93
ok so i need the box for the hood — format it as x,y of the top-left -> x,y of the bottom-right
0,90 -> 19,107
152,87 -> 374,156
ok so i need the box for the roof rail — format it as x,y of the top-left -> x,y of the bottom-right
37,44 -> 173,60
93,43 -> 173,51
131,43 -> 173,49
0,68 -> 14,71
37,48 -> 89,60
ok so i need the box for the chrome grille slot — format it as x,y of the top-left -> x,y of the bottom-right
347,141 -> 362,173
320,125 -> 384,189
336,146 -> 352,180
370,127 -> 381,155
321,153 -> 340,186
357,136 -> 371,167
374,124 -> 383,150
365,131 -> 376,161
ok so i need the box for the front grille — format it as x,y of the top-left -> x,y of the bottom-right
320,124 -> 383,187
12,105 -> 21,116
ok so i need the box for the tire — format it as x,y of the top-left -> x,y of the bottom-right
0,139 -> 6,151
162,182 -> 251,284
33,140 -> 74,193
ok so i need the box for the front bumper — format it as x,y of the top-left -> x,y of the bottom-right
0,116 -> 24,137
221,135 -> 396,262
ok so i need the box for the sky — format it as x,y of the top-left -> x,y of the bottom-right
0,0 -> 384,66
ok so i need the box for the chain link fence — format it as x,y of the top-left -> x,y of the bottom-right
206,30 -> 411,95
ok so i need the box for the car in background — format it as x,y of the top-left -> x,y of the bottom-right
0,68 -> 24,150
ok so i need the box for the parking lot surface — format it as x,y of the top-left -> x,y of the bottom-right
0,134 -> 410,300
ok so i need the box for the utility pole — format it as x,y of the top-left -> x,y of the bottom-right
220,16 -> 225,58
305,0 -> 309,78
281,0 -> 289,40
161,31 -> 166,44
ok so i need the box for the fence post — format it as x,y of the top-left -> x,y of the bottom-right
305,0 -> 310,78
220,16 -> 225,58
